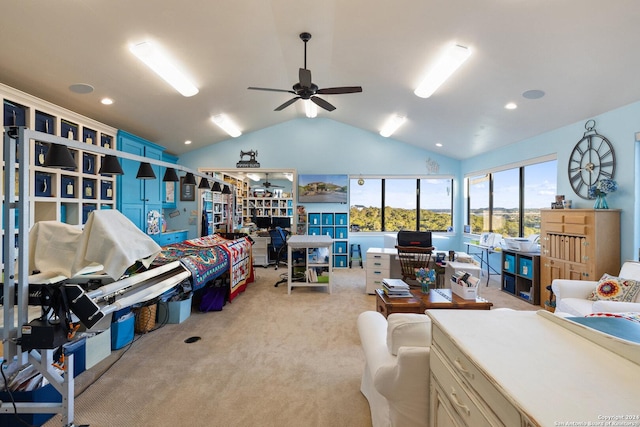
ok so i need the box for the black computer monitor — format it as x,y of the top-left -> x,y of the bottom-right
255,216 -> 272,230
272,216 -> 291,229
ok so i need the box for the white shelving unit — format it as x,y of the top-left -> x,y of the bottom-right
286,234 -> 333,295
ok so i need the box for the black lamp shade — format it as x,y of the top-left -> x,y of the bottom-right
163,167 -> 179,182
211,181 -> 222,192
136,162 -> 156,179
222,184 -> 232,194
98,155 -> 124,175
184,172 -> 197,185
43,144 -> 76,169
198,178 -> 210,189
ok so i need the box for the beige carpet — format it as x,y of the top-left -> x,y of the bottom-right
43,267 -> 536,427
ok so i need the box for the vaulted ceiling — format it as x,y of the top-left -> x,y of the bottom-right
2,1 -> 639,159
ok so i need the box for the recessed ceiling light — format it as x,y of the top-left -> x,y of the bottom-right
505,102 -> 517,110
436,143 -> 443,147
101,98 -> 114,105
522,89 -> 545,100
69,83 -> 94,94
184,140 -> 192,145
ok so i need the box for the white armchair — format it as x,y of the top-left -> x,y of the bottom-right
552,261 -> 640,316
357,311 -> 430,427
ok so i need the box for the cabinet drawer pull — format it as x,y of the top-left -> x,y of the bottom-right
450,387 -> 471,416
454,357 -> 474,379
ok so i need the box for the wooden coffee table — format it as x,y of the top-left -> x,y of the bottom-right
375,288 -> 492,317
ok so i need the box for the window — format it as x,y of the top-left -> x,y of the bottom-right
466,158 -> 557,237
350,177 -> 453,232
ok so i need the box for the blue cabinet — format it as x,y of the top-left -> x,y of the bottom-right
117,130 -> 165,232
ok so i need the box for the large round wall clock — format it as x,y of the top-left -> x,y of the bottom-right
568,120 -> 616,199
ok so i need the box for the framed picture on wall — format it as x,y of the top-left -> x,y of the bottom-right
180,177 -> 195,201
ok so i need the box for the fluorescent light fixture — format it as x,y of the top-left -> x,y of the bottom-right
305,100 -> 317,118
246,173 -> 261,181
130,41 -> 199,97
414,44 -> 471,98
379,115 -> 406,138
211,114 -> 242,137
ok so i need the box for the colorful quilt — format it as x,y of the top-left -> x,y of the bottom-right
185,234 -> 254,301
151,242 -> 229,290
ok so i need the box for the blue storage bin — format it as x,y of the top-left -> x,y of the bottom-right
61,176 -> 76,198
308,213 -> 321,226
503,254 -> 515,273
334,254 -> 348,268
101,134 -> 113,148
334,226 -> 348,240
321,227 -> 334,238
503,275 -> 516,294
0,383 -> 61,426
321,213 -> 334,225
34,172 -> 52,197
111,315 -> 134,350
335,213 -> 348,226
334,241 -> 347,255
157,295 -> 193,324
519,257 -> 533,278
63,337 -> 86,378
308,226 -> 321,236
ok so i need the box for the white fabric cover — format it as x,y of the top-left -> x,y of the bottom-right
552,261 -> 640,316
357,311 -> 430,427
386,313 -> 432,355
29,210 -> 161,280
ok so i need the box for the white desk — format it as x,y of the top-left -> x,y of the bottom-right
287,235 -> 333,295
464,242 -> 501,285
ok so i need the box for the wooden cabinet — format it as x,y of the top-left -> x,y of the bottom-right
501,250 -> 540,304
539,208 -> 620,308
117,130 -> 164,232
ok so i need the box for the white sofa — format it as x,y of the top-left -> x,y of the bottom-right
552,261 -> 640,316
357,311 -> 431,427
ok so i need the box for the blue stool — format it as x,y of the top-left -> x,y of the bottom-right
349,244 -> 362,268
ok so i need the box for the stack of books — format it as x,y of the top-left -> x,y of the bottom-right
382,278 -> 411,298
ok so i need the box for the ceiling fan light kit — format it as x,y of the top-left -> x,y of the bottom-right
248,32 -> 362,113
414,43 -> 471,99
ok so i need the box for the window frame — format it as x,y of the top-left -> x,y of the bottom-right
349,175 -> 454,233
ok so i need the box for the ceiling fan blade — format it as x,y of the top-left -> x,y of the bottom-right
310,96 -> 336,112
299,68 -> 312,88
274,96 -> 301,111
317,86 -> 363,95
248,87 -> 296,94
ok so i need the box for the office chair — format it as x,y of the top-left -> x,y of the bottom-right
268,226 -> 288,271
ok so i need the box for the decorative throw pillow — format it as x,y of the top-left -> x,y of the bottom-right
587,274 -> 640,302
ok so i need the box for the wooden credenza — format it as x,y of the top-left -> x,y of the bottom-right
427,309 -> 640,426
539,208 -> 620,308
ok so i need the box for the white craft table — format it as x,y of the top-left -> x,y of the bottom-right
287,234 -> 333,294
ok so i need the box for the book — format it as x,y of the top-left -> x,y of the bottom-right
382,278 -> 409,289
